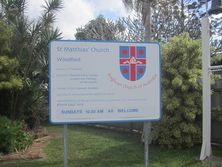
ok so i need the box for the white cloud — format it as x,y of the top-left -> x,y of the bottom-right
26,0 -> 43,21
86,0 -> 128,18
26,0 -> 128,39
55,0 -> 94,39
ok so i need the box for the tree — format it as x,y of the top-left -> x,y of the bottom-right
121,0 -> 202,42
119,13 -> 145,42
186,0 -> 222,51
75,15 -> 125,40
152,33 -> 202,148
0,0 -> 62,128
0,21 -> 23,118
152,0 -> 201,41
121,0 -> 221,149
122,0 -> 155,40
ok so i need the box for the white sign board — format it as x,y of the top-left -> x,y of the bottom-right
49,41 -> 161,123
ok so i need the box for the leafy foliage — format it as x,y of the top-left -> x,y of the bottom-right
0,0 -> 62,128
0,116 -> 32,154
0,56 -> 23,90
152,33 -> 202,148
151,0 -> 201,41
0,21 -> 12,54
0,21 -> 23,119
119,13 -> 145,42
185,0 -> 222,51
121,0 -> 202,42
212,108 -> 222,122
75,15 -> 125,41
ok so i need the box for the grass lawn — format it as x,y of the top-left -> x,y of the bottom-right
0,125 -> 217,167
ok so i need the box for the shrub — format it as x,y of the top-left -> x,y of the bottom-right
152,33 -> 202,148
0,116 -> 33,154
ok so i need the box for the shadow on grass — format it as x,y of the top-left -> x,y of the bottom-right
69,143 -> 143,167
0,125 -> 207,167
69,124 -> 141,141
47,124 -> 205,167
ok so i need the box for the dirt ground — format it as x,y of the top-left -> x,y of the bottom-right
0,134 -> 53,161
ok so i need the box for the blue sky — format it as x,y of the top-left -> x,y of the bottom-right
27,0 -> 128,39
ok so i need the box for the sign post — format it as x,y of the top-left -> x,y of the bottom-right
144,122 -> 151,167
64,124 -> 68,167
49,41 -> 161,166
200,14 -> 212,161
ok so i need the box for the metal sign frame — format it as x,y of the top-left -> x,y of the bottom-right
49,40 -> 161,124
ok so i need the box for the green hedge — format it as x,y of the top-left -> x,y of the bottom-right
0,116 -> 33,154
152,33 -> 202,148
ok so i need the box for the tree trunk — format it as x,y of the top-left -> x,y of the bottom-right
143,0 -> 152,41
181,0 -> 185,32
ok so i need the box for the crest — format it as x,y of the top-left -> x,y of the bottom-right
119,46 -> 146,81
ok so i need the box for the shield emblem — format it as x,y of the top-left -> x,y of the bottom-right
119,46 -> 146,81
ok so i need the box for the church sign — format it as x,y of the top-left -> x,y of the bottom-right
49,40 -> 161,123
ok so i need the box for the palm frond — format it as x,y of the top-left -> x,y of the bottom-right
42,12 -> 56,26
43,0 -> 62,13
40,0 -> 63,28
122,0 -> 133,11
13,0 -> 27,14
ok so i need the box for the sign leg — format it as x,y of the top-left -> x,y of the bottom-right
64,124 -> 68,167
144,122 -> 151,167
